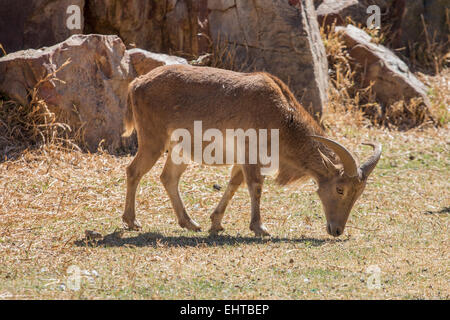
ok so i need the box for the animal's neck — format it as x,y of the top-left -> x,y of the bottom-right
276,116 -> 339,185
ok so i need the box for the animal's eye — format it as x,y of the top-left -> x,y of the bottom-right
336,187 -> 344,195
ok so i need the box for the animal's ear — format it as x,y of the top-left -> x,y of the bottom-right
318,149 -> 340,174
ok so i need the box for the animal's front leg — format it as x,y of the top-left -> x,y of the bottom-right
242,165 -> 270,237
160,156 -> 201,232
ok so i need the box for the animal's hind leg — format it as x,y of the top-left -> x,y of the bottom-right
123,145 -> 162,230
160,155 -> 201,232
209,165 -> 243,234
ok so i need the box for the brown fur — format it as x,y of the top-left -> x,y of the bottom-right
121,64 -> 379,237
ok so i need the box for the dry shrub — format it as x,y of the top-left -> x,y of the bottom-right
210,40 -> 239,71
417,69 -> 450,127
340,7 -> 449,75
406,10 -> 450,75
321,23 -> 446,130
205,19 -> 447,130
0,43 -> 6,57
381,98 -> 431,129
208,32 -> 261,72
184,31 -> 238,70
0,60 -> 84,160
210,36 -> 244,72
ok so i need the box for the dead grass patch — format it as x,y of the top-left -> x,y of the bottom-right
406,10 -> 450,75
321,24 -> 449,130
0,59 -> 85,160
0,27 -> 448,300
0,121 -> 448,299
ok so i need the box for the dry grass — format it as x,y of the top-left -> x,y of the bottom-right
0,59 -> 85,160
406,10 -> 450,75
0,31 -> 448,300
0,44 -> 6,57
340,8 -> 449,75
416,69 -> 450,127
0,105 -> 448,299
0,94 -> 79,160
210,37 -> 244,72
321,24 -> 449,130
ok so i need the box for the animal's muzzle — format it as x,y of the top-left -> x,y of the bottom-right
327,223 -> 343,237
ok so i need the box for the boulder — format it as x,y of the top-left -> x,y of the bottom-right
209,0 -> 329,116
128,48 -> 188,76
84,0 -> 210,56
336,25 -> 430,106
1,0 -> 329,116
0,0 -> 209,56
316,0 -> 363,27
315,0 -> 395,28
0,34 -> 187,152
0,0 -> 84,53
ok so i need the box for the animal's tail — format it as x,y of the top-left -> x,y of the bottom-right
122,86 -> 135,137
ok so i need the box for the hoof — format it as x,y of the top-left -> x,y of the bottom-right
122,218 -> 142,231
250,224 -> 271,237
179,219 -> 201,232
209,225 -> 224,235
209,212 -> 224,234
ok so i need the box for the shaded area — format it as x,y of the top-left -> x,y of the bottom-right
74,230 -> 345,248
424,206 -> 450,215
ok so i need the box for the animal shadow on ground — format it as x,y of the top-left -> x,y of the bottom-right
74,230 -> 346,248
424,206 -> 450,215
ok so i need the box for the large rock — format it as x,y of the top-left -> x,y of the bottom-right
316,0 -> 363,27
0,0 -> 84,53
0,34 -> 187,152
209,0 -> 328,116
84,0 -> 210,56
315,0 -> 394,28
1,0 -> 328,116
0,0 -> 209,56
59,0 -> 330,116
127,48 -> 188,76
336,25 -> 430,106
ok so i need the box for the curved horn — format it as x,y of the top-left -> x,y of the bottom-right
360,142 -> 382,179
309,135 -> 359,177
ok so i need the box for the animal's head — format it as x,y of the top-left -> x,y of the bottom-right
310,136 -> 382,237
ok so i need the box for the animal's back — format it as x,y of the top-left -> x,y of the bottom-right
131,65 -> 316,131
128,65 -> 326,151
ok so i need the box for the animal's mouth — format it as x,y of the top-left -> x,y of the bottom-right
326,223 -> 343,237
